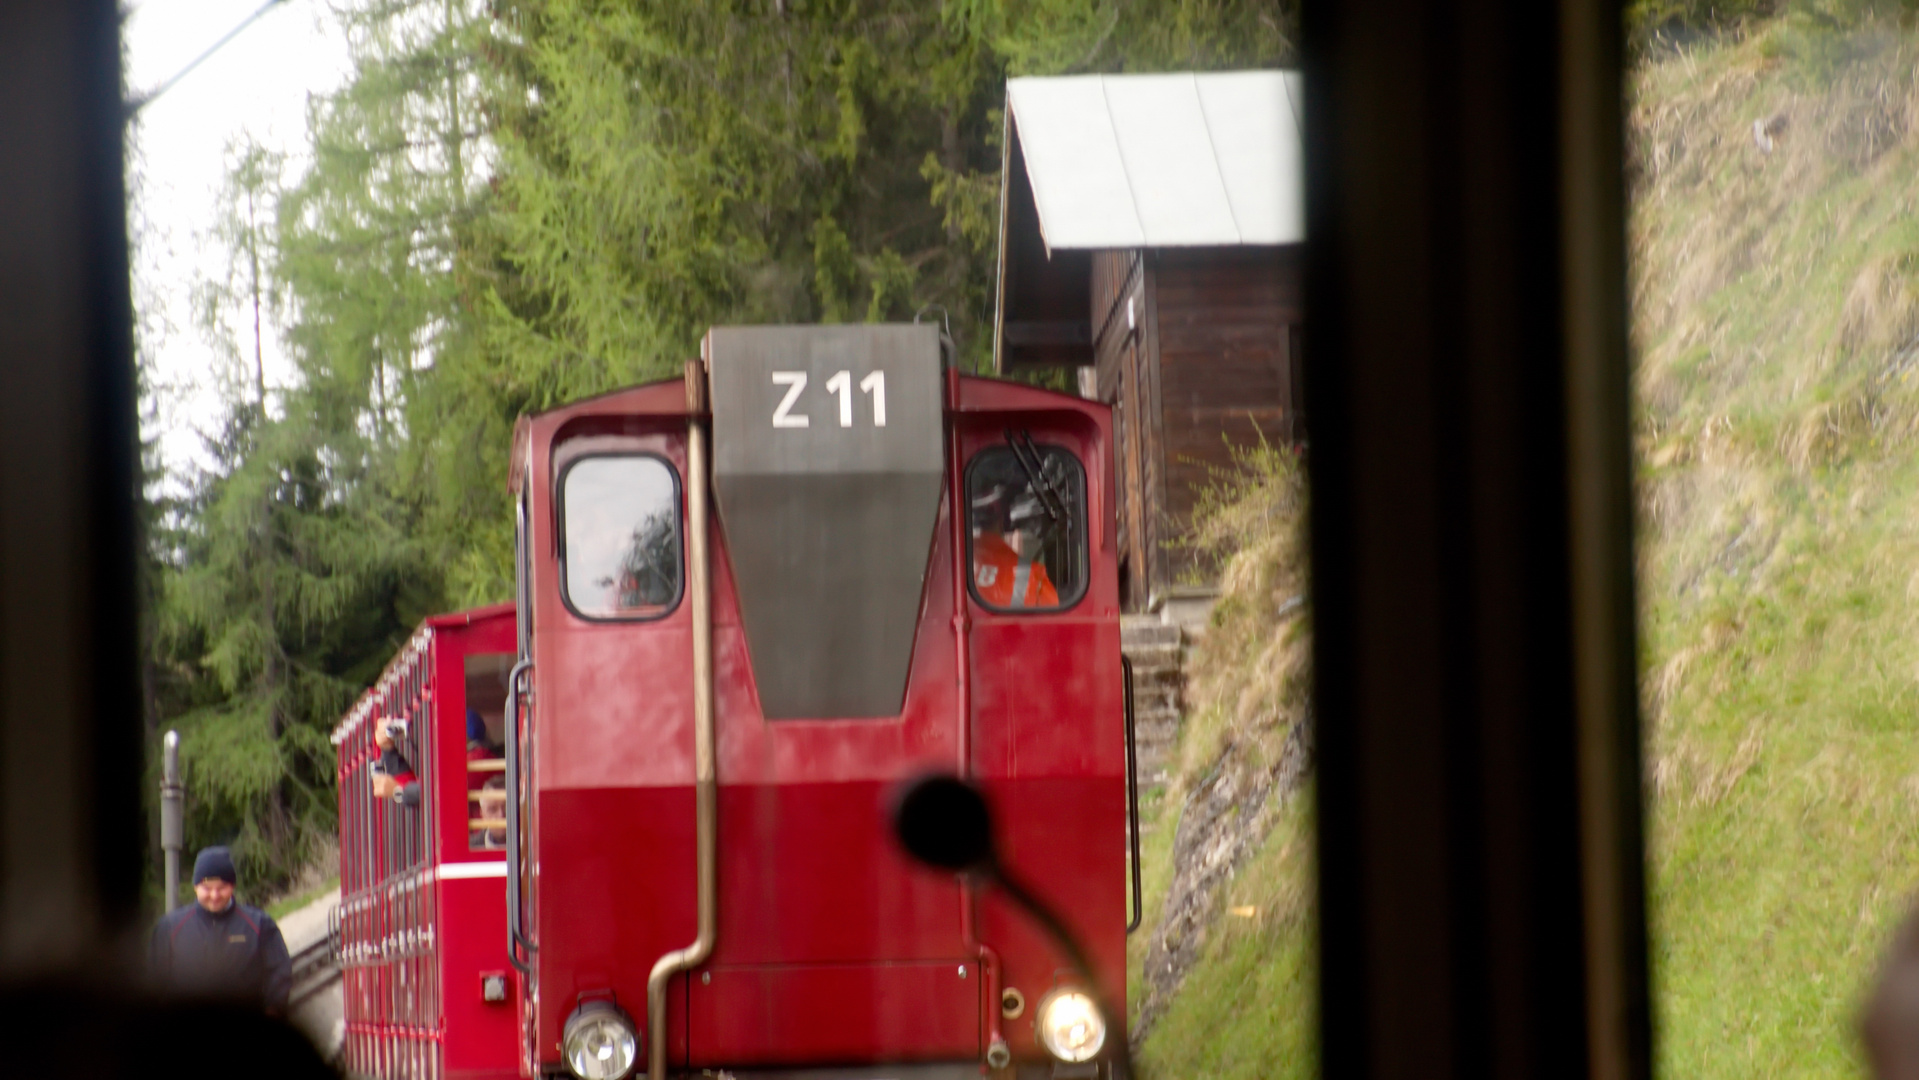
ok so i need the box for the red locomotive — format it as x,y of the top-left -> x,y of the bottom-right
334,325 -> 1135,1080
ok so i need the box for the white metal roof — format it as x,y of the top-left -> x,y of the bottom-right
1006,70 -> 1304,250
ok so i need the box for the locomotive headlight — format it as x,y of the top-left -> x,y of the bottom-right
562,1000 -> 638,1080
1035,987 -> 1106,1063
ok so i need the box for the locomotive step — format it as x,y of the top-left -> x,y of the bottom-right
1119,618 -> 1183,650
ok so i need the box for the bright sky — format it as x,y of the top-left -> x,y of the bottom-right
123,0 -> 353,482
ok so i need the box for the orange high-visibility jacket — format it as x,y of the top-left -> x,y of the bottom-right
972,531 -> 1059,609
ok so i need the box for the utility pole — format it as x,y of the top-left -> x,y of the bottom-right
160,730 -> 183,909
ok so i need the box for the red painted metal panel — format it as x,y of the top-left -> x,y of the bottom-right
687,962 -> 980,1066
530,786 -> 696,1060
434,608 -> 518,1080
711,783 -> 966,967
977,776 -> 1130,1051
333,624 -> 440,1080
521,424 -> 697,1068
439,875 -> 518,1080
334,605 -> 520,1080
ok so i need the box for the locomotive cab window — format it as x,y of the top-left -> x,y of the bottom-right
559,454 -> 683,620
966,439 -> 1087,612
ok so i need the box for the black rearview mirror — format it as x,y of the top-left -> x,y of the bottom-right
892,773 -> 994,873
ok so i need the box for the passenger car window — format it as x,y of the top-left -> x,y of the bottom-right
463,653 -> 511,851
559,454 -> 683,620
966,440 -> 1087,612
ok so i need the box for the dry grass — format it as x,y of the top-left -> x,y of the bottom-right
1631,23 -> 1919,430
1128,443 -> 1316,1079
1175,443 -> 1312,791
1837,253 -> 1919,353
1625,16 -> 1919,1079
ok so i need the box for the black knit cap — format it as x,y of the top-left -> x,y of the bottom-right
192,846 -> 237,886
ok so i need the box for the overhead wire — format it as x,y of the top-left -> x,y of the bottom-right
124,0 -> 292,120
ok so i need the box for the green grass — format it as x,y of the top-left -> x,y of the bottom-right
1645,452 -> 1919,1078
1632,17 -> 1919,1078
1133,791 -> 1317,1080
1124,442 -> 1316,1077
1128,784 -> 1181,1010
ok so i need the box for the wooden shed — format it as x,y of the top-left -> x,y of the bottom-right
993,71 -> 1306,616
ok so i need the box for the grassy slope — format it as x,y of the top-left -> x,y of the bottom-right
1130,16 -> 1919,1077
1128,447 -> 1317,1080
1134,794 -> 1317,1079
1632,17 -> 1919,1077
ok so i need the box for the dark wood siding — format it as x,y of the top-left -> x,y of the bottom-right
1139,255 -> 1169,603
1152,245 -> 1305,593
1089,250 -> 1149,609
1088,245 -> 1303,609
1090,250 -> 1137,400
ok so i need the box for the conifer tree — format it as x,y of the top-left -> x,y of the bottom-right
444,0 -> 1293,593
157,130 -> 433,886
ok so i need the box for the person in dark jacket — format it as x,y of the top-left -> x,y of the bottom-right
150,846 -> 292,1015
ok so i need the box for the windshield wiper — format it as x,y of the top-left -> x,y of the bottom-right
1004,429 -> 1069,524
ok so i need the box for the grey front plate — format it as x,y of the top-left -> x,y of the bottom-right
707,325 -> 944,719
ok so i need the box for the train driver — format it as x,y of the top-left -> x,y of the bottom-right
971,482 -> 1060,609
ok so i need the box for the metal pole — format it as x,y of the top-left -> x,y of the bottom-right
160,730 -> 183,909
647,354 -> 718,1080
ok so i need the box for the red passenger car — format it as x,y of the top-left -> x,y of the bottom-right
340,324 -> 1134,1080
333,604 -> 521,1079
